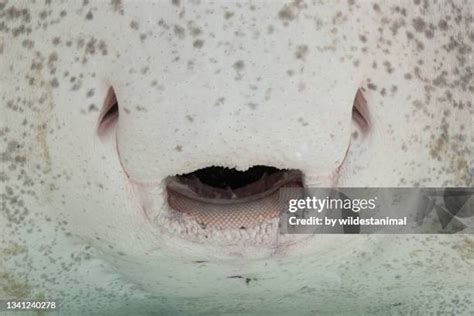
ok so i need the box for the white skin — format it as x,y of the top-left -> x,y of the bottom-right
1,0 -> 473,315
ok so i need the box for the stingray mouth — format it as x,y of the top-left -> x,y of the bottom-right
166,166 -> 303,230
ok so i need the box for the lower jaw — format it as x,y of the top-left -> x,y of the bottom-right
155,211 -> 283,246
153,193 -> 291,247
152,204 -> 312,259
131,189 -> 303,250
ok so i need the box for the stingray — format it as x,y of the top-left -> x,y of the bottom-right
1,1 -> 473,315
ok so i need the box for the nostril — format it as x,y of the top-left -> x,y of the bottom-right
352,88 -> 370,134
98,86 -> 119,137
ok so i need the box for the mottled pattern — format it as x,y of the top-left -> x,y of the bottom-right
0,0 -> 473,315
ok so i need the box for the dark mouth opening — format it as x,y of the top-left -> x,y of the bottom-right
167,165 -> 304,203
183,166 -> 285,189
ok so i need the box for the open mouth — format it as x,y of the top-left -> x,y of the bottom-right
166,166 -> 304,230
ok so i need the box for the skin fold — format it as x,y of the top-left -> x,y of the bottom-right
0,0 -> 473,315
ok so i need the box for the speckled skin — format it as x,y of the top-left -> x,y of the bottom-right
0,0 -> 473,315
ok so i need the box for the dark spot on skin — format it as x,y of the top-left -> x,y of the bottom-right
50,78 -> 59,88
367,83 -> 377,90
295,45 -> 308,60
432,71 -> 448,87
233,60 -> 244,71
214,97 -> 225,106
174,25 -> 185,39
425,29 -> 434,39
383,61 -> 394,74
227,275 -> 243,279
110,0 -> 123,13
372,3 -> 380,12
51,37 -> 61,46
187,22 -> 202,37
412,17 -> 426,32
175,145 -> 182,152
98,40 -> 108,55
415,40 -> 424,51
85,10 -> 93,20
185,115 -> 194,122
130,21 -> 139,30
39,10 -> 48,20
224,11 -> 234,19
21,39 -> 34,50
358,34 -> 367,43
469,32 -> 474,44
278,0 -> 305,23
297,117 -> 309,126
193,39 -> 204,48
438,19 -> 448,31
172,0 -> 180,6
193,261 -> 207,264
247,102 -> 257,109
278,6 -> 295,21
